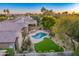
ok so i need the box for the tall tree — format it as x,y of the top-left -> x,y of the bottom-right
41,7 -> 47,12
3,9 -> 10,20
3,9 -> 6,15
6,9 -> 10,15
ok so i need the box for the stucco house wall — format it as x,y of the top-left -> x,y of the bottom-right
0,43 -> 15,49
16,31 -> 23,51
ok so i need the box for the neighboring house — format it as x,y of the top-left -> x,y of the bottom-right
0,16 -> 37,51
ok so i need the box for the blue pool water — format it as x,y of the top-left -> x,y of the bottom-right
32,32 -> 47,39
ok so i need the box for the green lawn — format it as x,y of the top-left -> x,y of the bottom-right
34,37 -> 64,53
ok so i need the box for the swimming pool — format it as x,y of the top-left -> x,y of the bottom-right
32,32 -> 47,39
29,30 -> 48,43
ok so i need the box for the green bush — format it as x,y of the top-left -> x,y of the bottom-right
74,47 -> 79,56
5,48 -> 14,56
41,16 -> 56,30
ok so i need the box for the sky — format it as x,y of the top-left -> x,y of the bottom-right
0,3 -> 79,14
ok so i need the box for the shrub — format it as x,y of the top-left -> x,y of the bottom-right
74,47 -> 79,56
5,48 -> 14,56
41,16 -> 56,30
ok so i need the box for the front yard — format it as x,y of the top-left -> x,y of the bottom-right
34,37 -> 64,53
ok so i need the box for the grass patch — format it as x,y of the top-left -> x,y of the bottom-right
34,37 -> 64,53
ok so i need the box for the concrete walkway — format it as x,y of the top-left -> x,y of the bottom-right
15,51 -> 73,56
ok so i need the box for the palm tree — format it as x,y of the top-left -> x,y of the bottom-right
6,9 -> 10,15
6,9 -> 10,19
41,7 -> 53,15
4,9 -> 10,14
3,9 -> 10,20
41,7 -> 47,12
3,9 -> 6,15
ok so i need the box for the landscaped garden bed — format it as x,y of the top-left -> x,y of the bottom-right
34,37 -> 64,53
5,48 -> 14,56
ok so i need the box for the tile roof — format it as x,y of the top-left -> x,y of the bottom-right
0,16 -> 37,43
0,21 -> 24,32
0,31 -> 16,43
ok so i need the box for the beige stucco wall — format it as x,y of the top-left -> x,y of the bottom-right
0,43 -> 9,49
16,24 -> 37,51
16,31 -> 23,51
0,43 -> 15,49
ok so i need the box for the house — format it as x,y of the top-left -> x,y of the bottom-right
0,16 -> 37,51
0,31 -> 16,49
